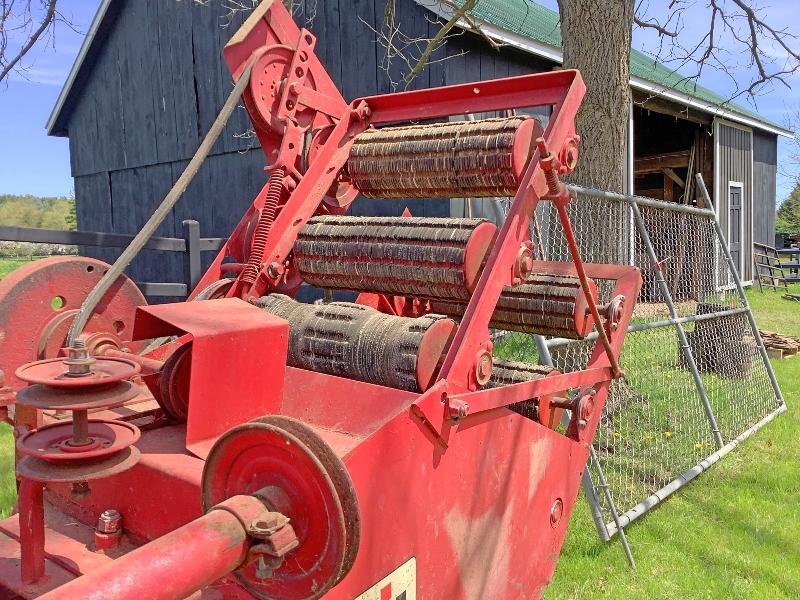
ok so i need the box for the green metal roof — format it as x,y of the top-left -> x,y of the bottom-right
423,0 -> 789,134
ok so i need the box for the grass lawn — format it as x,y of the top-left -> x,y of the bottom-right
0,260 -> 796,596
546,285 -> 800,599
0,258 -> 30,279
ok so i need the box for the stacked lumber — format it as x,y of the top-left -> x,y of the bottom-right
760,330 -> 800,359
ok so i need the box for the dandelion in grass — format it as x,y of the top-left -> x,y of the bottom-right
664,431 -> 673,437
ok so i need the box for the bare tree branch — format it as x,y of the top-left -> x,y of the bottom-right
0,0 -> 58,84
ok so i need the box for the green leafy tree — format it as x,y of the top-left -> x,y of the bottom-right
776,184 -> 800,233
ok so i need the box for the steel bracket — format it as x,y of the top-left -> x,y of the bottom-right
132,298 -> 289,458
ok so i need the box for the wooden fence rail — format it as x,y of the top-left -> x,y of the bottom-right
0,220 -> 226,298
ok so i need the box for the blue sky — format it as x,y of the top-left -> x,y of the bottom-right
0,0 -> 798,203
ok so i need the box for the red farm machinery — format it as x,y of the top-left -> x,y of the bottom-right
0,2 -> 641,598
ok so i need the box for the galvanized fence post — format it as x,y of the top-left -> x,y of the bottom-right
628,200 -> 725,449
534,331 -> 637,567
695,175 -> 785,406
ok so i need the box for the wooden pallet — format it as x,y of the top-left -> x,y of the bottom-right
753,243 -> 789,292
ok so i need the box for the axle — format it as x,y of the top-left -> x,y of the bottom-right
37,494 -> 289,600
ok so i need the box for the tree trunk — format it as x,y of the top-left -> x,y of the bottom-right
557,0 -> 633,192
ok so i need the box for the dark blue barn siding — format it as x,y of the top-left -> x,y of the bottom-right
753,130 -> 778,246
68,0 -> 549,296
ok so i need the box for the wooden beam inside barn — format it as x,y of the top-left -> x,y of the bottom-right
634,150 -> 691,174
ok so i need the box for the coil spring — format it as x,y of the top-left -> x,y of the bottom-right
241,166 -> 286,286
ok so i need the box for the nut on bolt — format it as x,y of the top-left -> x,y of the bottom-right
513,244 -> 534,282
63,339 -> 96,377
448,399 -> 470,420
474,350 -> 493,387
97,509 -> 122,533
248,511 -> 299,559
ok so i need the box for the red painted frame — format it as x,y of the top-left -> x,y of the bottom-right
0,1 -> 646,598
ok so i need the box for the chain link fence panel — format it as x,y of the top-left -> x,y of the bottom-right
494,187 -> 784,540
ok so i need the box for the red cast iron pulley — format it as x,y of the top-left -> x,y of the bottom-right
202,416 -> 359,600
0,256 -> 146,390
16,419 -> 140,462
14,380 -> 139,411
16,446 -> 141,483
15,356 -> 140,388
157,343 -> 192,422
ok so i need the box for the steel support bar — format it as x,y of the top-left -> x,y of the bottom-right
38,495 -> 267,600
567,184 -> 714,218
534,334 -> 636,566
18,479 -> 44,585
604,403 -> 787,536
629,201 -> 725,449
695,174 -> 785,405
546,306 -> 751,348
587,445 -> 636,567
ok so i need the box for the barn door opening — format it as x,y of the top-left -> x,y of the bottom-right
728,181 -> 744,277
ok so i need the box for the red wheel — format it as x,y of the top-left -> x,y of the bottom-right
15,356 -> 140,388
17,446 -> 141,483
17,419 -> 141,462
0,257 -> 146,390
15,380 -> 138,411
202,416 -> 360,600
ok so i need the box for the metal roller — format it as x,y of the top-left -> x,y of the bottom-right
431,273 -> 598,339
486,359 -> 562,427
348,116 -> 542,198
295,216 -> 496,301
257,294 -> 455,392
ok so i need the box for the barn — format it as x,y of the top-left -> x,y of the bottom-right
46,0 -> 793,297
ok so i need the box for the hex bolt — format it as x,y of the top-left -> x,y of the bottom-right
248,512 -> 290,539
448,399 -> 470,420
97,509 -> 122,534
474,351 -> 493,386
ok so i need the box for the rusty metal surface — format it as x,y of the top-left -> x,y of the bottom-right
295,216 -> 496,301
16,446 -> 141,483
348,117 -> 541,198
258,294 -> 455,392
156,343 -> 191,422
0,257 -> 146,391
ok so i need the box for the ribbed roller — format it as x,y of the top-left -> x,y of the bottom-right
486,359 -> 560,426
431,273 -> 598,339
348,116 -> 541,198
295,216 -> 496,301
257,294 -> 455,392
486,360 -> 556,388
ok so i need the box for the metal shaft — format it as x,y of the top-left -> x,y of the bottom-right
38,496 -> 265,600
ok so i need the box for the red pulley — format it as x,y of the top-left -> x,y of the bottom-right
0,256 -> 146,390
203,415 -> 360,600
